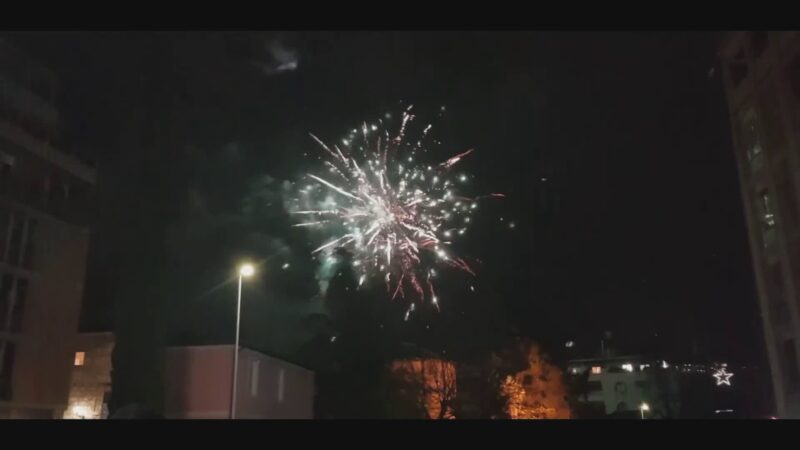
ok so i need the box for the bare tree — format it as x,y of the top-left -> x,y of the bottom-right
390,358 -> 457,419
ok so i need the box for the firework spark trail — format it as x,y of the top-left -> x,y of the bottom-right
290,107 -> 501,314
441,148 -> 474,169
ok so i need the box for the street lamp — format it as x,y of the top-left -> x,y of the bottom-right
230,263 -> 255,419
640,402 -> 650,420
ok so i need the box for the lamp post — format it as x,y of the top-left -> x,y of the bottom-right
230,263 -> 255,419
640,402 -> 650,420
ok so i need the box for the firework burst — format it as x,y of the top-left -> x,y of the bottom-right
290,106 -> 502,316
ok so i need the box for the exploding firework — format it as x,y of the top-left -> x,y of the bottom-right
290,106 -> 502,316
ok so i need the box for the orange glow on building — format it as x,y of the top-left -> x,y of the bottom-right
502,343 -> 571,419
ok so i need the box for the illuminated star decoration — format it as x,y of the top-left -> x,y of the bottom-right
289,106 -> 502,318
713,366 -> 734,386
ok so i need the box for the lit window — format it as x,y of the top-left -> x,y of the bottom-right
591,366 -> 602,374
74,352 -> 85,366
621,363 -> 633,372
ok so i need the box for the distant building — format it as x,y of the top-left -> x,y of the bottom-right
164,345 -> 314,419
0,39 -> 95,418
719,31 -> 800,418
63,332 -> 113,419
567,356 -> 680,418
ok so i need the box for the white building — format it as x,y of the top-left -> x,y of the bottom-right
164,345 -> 314,419
567,356 -> 679,418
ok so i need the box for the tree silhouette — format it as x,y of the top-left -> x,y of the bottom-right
388,358 -> 457,419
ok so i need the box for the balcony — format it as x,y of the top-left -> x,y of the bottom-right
0,120 -> 95,185
0,176 -> 91,227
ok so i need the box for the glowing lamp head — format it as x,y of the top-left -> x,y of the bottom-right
239,263 -> 255,278
640,403 -> 650,412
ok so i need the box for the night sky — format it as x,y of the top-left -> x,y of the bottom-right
8,31 -> 763,365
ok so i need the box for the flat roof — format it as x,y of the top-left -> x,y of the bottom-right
165,344 -> 313,372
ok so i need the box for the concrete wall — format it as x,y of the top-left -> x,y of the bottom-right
720,31 -> 800,417
164,345 -> 314,419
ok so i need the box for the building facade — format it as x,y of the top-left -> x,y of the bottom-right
0,39 -> 95,418
164,345 -> 314,419
720,31 -> 800,418
567,356 -> 680,418
63,332 -> 113,419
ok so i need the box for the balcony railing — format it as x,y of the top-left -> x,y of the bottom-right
0,178 -> 91,227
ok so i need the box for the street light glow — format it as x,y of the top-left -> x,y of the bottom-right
239,263 -> 255,277
640,402 -> 650,411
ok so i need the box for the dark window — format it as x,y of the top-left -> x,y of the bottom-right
522,375 -> 533,386
0,341 -> 15,401
7,215 -> 23,265
751,32 -> 768,58
0,207 -> 10,262
21,218 -> 36,270
585,401 -> 605,415
10,278 -> 28,332
767,262 -> 790,325
759,83 -> 788,152
587,381 -> 602,393
777,167 -> 799,233
0,274 -> 12,329
635,380 -> 650,390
